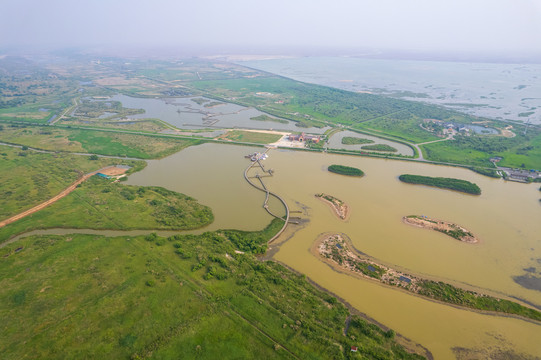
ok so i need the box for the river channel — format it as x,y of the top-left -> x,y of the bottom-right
21,142 -> 541,358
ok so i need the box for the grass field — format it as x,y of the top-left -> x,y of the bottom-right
361,144 -> 398,152
354,112 -> 440,144
0,125 -> 201,159
0,175 -> 213,244
422,132 -> 541,169
218,130 -> 282,144
0,145 -> 143,221
0,231 -> 425,360
341,136 -> 374,145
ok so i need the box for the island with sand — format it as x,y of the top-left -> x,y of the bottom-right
314,233 -> 541,321
315,193 -> 350,220
403,215 -> 479,243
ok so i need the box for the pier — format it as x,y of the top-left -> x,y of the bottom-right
243,148 -> 291,243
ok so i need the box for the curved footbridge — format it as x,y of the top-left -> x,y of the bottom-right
243,149 -> 294,243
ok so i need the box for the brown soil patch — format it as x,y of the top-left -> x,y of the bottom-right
500,129 -> 516,138
99,166 -> 129,176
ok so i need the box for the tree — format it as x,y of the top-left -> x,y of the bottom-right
89,154 -> 99,160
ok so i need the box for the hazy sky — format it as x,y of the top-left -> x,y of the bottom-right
1,0 -> 541,55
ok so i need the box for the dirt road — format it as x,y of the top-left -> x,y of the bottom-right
0,166 -> 127,229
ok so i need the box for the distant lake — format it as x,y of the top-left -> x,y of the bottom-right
240,57 -> 541,124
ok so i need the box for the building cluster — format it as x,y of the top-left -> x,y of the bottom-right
423,118 -> 470,135
499,167 -> 541,182
287,132 -> 321,143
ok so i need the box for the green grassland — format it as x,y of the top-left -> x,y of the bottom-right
250,114 -> 289,124
0,124 -> 201,159
422,132 -> 541,169
341,136 -> 374,145
0,231 -> 425,360
361,144 -> 398,152
0,145 -> 143,221
2,56 -> 540,170
71,99 -> 144,119
0,101 -> 67,124
219,130 -> 282,144
0,176 -> 213,244
353,111 -> 440,143
188,77 -> 477,140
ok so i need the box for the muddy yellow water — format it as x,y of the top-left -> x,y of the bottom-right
128,143 -> 541,359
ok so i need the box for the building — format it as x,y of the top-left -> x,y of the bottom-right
288,132 -> 320,143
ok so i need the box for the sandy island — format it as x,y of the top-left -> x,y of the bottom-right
403,215 -> 478,244
315,194 -> 350,220
310,233 -> 517,316
312,233 -> 420,290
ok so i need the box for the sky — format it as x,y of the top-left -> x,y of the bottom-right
1,0 -> 541,57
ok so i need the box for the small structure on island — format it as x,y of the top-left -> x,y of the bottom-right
96,173 -> 111,179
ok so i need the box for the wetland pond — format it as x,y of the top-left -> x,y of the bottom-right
23,143 -> 541,359
108,94 -> 330,134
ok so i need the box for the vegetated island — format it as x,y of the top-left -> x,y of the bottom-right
250,114 -> 288,124
398,174 -> 481,195
403,215 -> 478,243
315,193 -> 349,220
361,144 -> 398,152
341,136 -> 374,145
314,233 -> 541,322
328,164 -> 364,177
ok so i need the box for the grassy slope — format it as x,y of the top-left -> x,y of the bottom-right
0,176 -> 213,243
0,125 -> 201,159
0,232 -> 424,360
0,145 -> 143,220
220,130 -> 282,144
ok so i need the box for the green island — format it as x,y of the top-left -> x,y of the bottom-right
341,136 -> 374,145
315,233 -> 541,322
250,114 -> 288,124
328,164 -> 364,177
191,97 -> 210,105
361,144 -> 398,152
398,174 -> 481,195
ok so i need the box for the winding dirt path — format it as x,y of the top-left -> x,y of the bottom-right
0,166 -> 126,229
